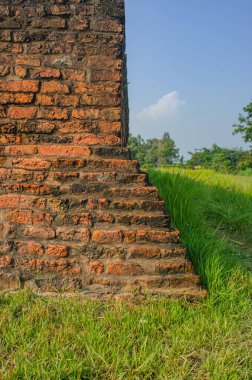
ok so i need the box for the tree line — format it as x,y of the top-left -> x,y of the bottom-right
128,100 -> 252,174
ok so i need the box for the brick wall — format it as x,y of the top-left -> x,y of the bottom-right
0,0 -> 205,299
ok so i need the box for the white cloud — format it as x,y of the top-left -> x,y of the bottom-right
130,91 -> 186,139
137,91 -> 185,121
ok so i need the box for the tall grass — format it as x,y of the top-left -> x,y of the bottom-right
0,169 -> 251,379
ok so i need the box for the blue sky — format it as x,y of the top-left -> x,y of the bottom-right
125,0 -> 252,157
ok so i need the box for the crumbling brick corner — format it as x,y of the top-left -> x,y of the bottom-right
0,0 -> 206,299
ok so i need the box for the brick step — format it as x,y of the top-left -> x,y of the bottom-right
5,158 -> 140,172
61,184 -> 160,199
0,183 -> 159,200
69,197 -> 166,212
90,272 -> 201,290
1,208 -> 169,228
85,243 -> 186,260
146,287 -> 207,300
0,134 -> 122,147
0,145 -> 131,160
0,169 -> 148,185
91,228 -> 180,245
59,210 -> 169,228
0,194 -> 166,213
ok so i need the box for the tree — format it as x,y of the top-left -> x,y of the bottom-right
233,100 -> 252,146
127,134 -> 146,165
127,132 -> 180,167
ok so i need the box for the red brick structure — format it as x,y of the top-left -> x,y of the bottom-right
0,0 -> 205,298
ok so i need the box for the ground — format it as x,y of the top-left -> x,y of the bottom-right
0,169 -> 251,379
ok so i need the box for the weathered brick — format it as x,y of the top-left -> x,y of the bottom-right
41,81 -> 69,94
107,262 -> 144,276
0,93 -> 34,104
37,107 -> 69,120
16,241 -> 44,256
0,256 -> 12,269
56,227 -> 90,242
33,68 -> 61,78
36,94 -> 79,107
8,106 -> 37,119
32,18 -> 66,29
14,67 -> 27,78
16,55 -> 40,66
92,230 -> 123,244
45,244 -> 68,258
38,145 -> 90,157
0,80 -> 39,92
89,261 -> 104,274
12,158 -> 51,170
73,134 -> 121,146
49,5 -> 71,15
4,145 -> 36,156
23,226 -> 55,239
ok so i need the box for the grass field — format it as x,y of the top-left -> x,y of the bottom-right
0,169 -> 251,379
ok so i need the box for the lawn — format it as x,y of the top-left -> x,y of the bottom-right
0,169 -> 251,379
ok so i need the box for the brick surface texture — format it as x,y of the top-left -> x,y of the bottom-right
0,0 -> 205,299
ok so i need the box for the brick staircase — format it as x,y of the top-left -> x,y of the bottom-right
0,143 -> 206,300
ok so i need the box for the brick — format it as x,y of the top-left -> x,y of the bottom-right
45,244 -> 69,258
32,18 -> 66,29
14,67 -> 27,78
16,241 -> 44,256
0,31 -> 11,42
23,226 -> 55,239
69,213 -> 92,226
37,107 -> 69,120
32,210 -> 53,225
155,260 -> 193,274
38,145 -> 91,157
61,69 -> 85,82
4,145 -> 36,156
0,43 -> 23,54
41,81 -> 69,94
33,68 -> 61,78
49,5 -> 71,15
15,55 -> 41,67
8,106 -> 37,119
56,227 -> 90,242
127,247 -> 161,259
92,230 -> 123,244
72,134 -> 121,146
107,262 -> 144,276
7,209 -> 32,225
89,261 -> 104,274
12,158 -> 51,170
72,108 -> 99,120
0,80 -> 39,92
0,93 -> 34,104
0,256 -> 12,269
0,194 -> 22,208
36,94 -> 79,107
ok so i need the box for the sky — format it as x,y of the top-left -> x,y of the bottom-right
125,0 -> 252,157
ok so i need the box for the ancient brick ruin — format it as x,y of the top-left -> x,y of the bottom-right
0,0 -> 206,298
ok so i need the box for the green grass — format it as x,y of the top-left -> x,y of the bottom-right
0,169 -> 252,379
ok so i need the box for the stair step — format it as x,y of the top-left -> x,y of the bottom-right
59,184 -> 159,199
7,158 -> 139,173
91,273 -> 201,289
92,228 -> 180,244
